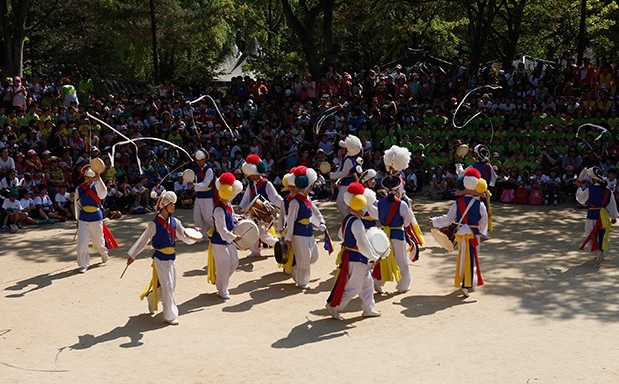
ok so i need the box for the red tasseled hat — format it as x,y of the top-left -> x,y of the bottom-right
464,168 -> 481,178
219,172 -> 236,185
346,182 -> 365,195
246,154 -> 261,164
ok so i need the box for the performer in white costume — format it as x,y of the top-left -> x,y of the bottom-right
207,172 -> 244,299
284,166 -> 326,289
126,192 -> 197,325
239,154 -> 283,257
326,182 -> 381,320
329,134 -> 363,216
74,165 -> 114,273
189,150 -> 215,239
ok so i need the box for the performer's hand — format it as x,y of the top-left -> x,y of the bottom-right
194,227 -> 202,233
426,218 -> 432,226
318,223 -> 327,232
575,180 -> 582,188
235,236 -> 243,242
612,219 -> 617,224
126,257 -> 134,265
286,240 -> 292,247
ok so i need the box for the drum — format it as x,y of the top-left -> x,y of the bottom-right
431,224 -> 457,251
245,195 -> 278,228
319,161 -> 331,174
182,169 -> 196,183
456,144 -> 469,158
274,238 -> 289,264
233,219 -> 259,250
90,157 -> 105,173
184,227 -> 203,244
367,227 -> 390,260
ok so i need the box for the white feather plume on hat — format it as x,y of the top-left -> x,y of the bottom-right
383,145 -> 411,172
338,135 -> 362,156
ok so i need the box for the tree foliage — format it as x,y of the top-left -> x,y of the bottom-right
3,0 -> 619,82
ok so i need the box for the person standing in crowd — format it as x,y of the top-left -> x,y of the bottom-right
326,182 -> 381,320
430,168 -> 488,297
207,172 -> 243,300
127,191 -> 198,325
329,134 -> 363,216
60,77 -> 79,107
189,150 -> 215,239
284,166 -> 326,289
576,166 -> 618,266
239,154 -> 283,257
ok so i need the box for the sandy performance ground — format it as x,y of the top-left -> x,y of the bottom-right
1,198 -> 619,383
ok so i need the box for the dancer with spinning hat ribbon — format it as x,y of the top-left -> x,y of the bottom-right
576,166 -> 619,266
74,164 -> 117,273
126,191 -> 199,325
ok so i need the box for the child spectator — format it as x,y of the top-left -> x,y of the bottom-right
54,183 -> 74,220
541,168 -> 562,206
34,185 -> 65,222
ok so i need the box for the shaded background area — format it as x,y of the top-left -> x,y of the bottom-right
2,198 -> 619,383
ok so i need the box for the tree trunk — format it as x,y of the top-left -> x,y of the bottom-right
0,0 -> 31,76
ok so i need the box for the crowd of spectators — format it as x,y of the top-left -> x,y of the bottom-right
2,55 -> 619,231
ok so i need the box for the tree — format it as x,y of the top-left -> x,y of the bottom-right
280,0 -> 338,76
1,0 -> 33,76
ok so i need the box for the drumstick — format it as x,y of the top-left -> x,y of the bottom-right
120,264 -> 129,279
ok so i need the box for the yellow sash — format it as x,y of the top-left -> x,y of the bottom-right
82,205 -> 100,213
377,227 -> 402,282
277,228 -> 295,272
206,227 -> 216,284
485,190 -> 493,231
156,247 -> 175,255
297,218 -> 311,225
139,261 -> 159,311
600,207 -> 612,251
454,231 -> 475,288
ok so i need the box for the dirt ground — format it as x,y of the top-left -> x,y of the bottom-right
1,197 -> 619,384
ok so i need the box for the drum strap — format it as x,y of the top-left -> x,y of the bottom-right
456,198 -> 476,226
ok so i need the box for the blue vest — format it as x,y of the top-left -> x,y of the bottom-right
293,195 -> 313,237
343,214 -> 368,264
250,178 -> 269,199
338,155 -> 359,186
456,196 -> 482,235
78,183 -> 104,222
586,185 -> 611,220
472,162 -> 492,184
378,197 -> 405,240
152,217 -> 177,260
211,205 -> 235,245
191,162 -> 214,198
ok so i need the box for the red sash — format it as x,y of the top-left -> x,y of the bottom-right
154,216 -> 176,240
80,182 -> 102,205
295,194 -> 313,209
250,178 -> 268,199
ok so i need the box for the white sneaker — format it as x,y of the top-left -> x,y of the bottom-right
249,252 -> 262,257
298,284 -> 310,290
595,252 -> 604,266
78,267 -> 87,273
460,287 -> 470,297
167,319 -> 179,325
396,287 -> 410,294
326,304 -> 343,320
101,254 -> 109,263
219,292 -> 230,300
362,309 -> 382,317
